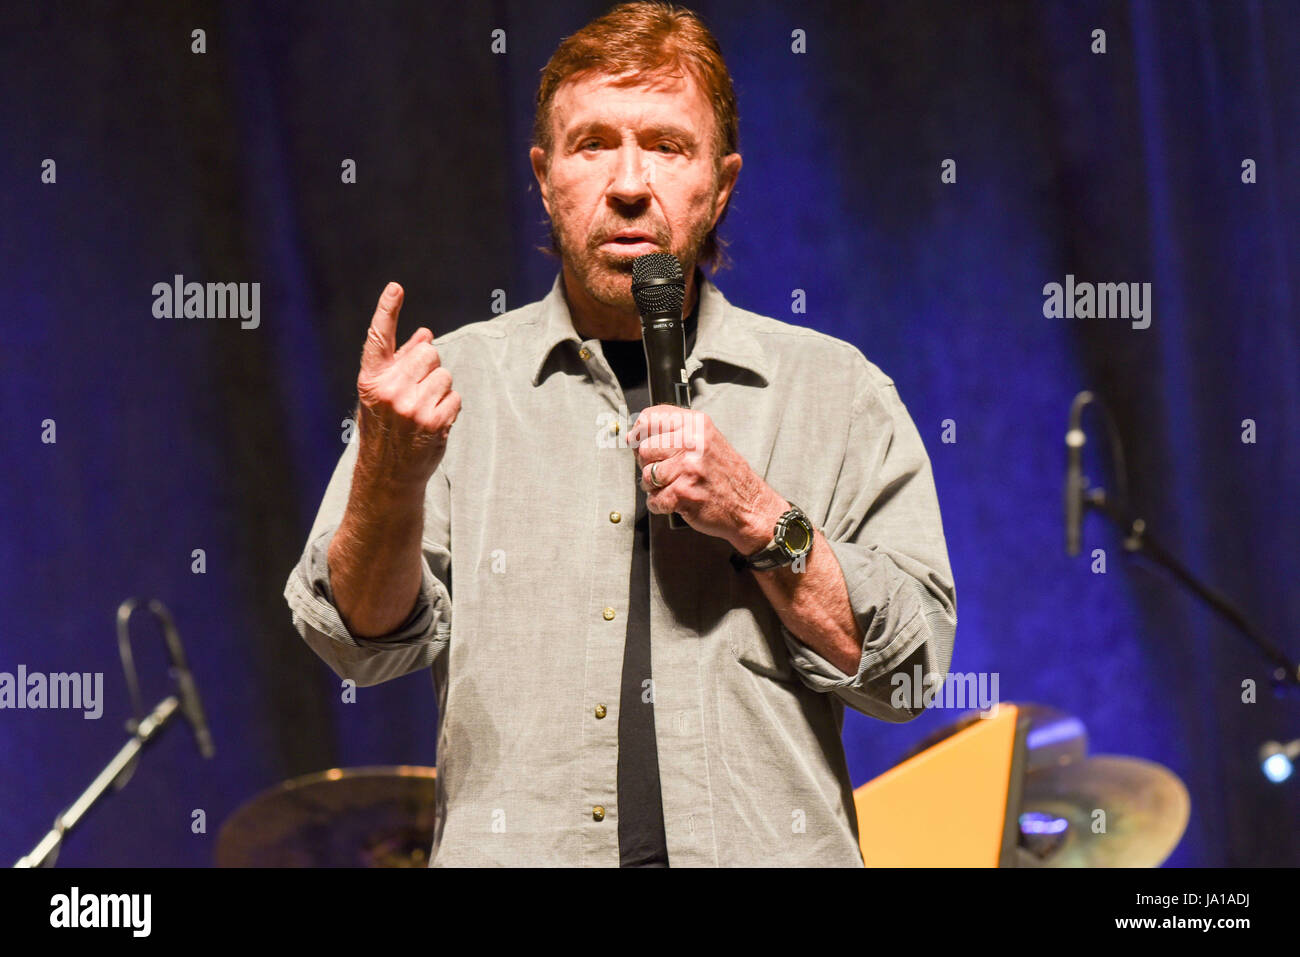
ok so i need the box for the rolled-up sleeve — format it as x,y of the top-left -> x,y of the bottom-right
283,433 -> 453,687
782,360 -> 956,721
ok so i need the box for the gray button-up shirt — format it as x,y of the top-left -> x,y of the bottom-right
284,274 -> 956,867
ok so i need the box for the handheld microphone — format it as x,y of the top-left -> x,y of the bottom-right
632,253 -> 690,530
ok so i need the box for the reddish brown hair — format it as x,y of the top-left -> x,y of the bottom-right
533,2 -> 740,269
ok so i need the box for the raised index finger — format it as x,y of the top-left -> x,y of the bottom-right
362,282 -> 404,370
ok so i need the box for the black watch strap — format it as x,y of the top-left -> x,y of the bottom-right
729,548 -> 786,572
729,504 -> 811,572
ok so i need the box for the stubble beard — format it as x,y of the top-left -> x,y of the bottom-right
550,202 -> 715,313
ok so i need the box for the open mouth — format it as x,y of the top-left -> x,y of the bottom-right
602,234 -> 659,253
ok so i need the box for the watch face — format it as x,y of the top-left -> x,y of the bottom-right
778,511 -> 812,557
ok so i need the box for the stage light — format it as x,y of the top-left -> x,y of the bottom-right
1259,741 -> 1299,784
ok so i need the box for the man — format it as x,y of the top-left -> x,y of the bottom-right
285,1 -> 955,867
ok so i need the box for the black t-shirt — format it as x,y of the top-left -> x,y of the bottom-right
599,298 -> 700,868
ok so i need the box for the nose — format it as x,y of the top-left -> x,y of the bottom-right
606,141 -> 652,208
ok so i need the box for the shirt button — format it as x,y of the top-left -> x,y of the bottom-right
592,805 -> 606,821
609,511 -> 621,524
579,347 -> 592,360
594,704 -> 607,719
602,607 -> 616,620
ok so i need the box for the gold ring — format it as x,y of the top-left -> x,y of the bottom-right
649,462 -> 664,488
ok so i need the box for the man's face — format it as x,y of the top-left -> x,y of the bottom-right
530,69 -> 741,312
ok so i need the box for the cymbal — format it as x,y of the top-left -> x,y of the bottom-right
216,766 -> 437,868
1017,755 -> 1189,867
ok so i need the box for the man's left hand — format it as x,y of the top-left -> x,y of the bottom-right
629,405 -> 787,554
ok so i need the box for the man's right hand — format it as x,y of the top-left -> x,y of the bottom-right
355,282 -> 461,489
327,282 -> 460,639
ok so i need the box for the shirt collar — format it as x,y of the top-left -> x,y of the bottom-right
529,271 -> 772,387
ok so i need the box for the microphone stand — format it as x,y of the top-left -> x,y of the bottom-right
1067,396 -> 1300,689
14,599 -> 214,868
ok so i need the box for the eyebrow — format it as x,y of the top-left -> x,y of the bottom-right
563,120 -> 699,149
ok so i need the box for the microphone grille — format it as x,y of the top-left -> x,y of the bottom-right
632,253 -> 685,315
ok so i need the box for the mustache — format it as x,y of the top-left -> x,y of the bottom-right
587,223 -> 671,249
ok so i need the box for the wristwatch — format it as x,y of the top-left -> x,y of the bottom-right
729,503 -> 814,572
